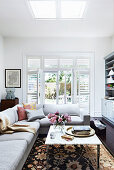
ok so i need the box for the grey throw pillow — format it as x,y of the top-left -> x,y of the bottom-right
25,108 -> 45,121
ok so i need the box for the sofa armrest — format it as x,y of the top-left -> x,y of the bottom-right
80,108 -> 90,125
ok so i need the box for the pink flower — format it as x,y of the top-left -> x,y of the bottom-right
54,115 -> 58,119
64,113 -> 69,119
48,112 -> 71,124
55,111 -> 59,115
50,117 -> 57,124
58,118 -> 63,123
48,113 -> 55,119
67,116 -> 71,123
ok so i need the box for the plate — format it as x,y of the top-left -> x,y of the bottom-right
65,126 -> 95,137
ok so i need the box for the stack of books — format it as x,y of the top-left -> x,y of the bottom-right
72,126 -> 90,135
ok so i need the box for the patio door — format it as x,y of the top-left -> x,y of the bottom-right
44,70 -> 72,104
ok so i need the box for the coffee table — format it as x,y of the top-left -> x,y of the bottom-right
45,125 -> 102,169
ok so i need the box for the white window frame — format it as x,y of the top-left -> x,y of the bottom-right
23,52 -> 94,116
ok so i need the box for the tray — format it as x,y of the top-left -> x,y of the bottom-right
65,126 -> 95,137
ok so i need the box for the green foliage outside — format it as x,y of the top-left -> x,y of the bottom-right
45,71 -> 71,100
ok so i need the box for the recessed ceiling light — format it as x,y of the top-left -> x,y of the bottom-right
29,0 -> 87,19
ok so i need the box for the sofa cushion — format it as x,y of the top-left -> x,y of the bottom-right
36,104 -> 43,110
0,121 -> 40,144
40,116 -> 83,127
23,102 -> 36,110
17,107 -> 27,121
0,108 -> 17,125
39,117 -> 51,127
12,104 -> 23,122
0,132 -> 34,145
15,120 -> 40,131
65,116 -> 83,125
26,108 -> 45,121
43,104 -> 80,116
0,140 -> 27,170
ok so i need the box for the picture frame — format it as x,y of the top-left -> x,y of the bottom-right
5,69 -> 21,88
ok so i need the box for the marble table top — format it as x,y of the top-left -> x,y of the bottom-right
45,125 -> 102,145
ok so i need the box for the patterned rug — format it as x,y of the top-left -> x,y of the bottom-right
23,136 -> 114,170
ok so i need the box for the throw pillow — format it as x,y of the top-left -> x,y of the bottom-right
26,108 -> 45,121
23,102 -> 36,110
17,107 -> 27,121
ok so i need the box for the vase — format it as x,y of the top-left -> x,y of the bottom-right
53,122 -> 65,133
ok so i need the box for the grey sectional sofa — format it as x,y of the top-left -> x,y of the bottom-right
0,104 -> 90,170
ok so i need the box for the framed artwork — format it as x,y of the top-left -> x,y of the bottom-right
5,69 -> 21,88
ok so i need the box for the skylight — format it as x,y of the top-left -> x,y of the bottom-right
61,1 -> 86,18
29,0 -> 87,19
29,1 -> 56,18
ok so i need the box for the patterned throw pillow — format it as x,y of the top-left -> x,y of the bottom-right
23,102 -> 36,110
17,107 -> 27,121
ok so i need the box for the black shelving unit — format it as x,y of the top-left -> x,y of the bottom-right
105,52 -> 114,98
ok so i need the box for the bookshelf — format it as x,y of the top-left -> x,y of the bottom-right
102,52 -> 114,126
105,52 -> 114,98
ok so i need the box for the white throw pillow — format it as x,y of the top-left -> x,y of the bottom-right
26,108 -> 45,121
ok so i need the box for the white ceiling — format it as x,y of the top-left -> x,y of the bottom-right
0,0 -> 113,37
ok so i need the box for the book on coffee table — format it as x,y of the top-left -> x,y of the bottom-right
72,126 -> 90,131
72,126 -> 90,135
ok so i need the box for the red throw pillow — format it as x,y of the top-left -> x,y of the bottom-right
17,107 -> 27,121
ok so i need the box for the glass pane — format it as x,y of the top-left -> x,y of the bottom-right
76,72 -> 89,109
79,74 -> 89,111
27,94 -> 37,103
102,100 -> 114,122
29,1 -> 56,18
58,71 -> 72,104
59,71 -> 65,104
60,59 -> 73,68
77,59 -> 89,70
38,74 -> 41,104
45,73 -> 57,104
76,72 -> 79,96
28,59 -> 40,71
61,1 -> 86,18
80,95 -> 89,111
80,74 -> 89,94
66,71 -> 72,103
44,59 -> 58,68
28,74 -> 37,93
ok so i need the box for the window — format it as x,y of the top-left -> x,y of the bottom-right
27,73 -> 38,103
29,0 -> 87,19
58,71 -> 72,104
61,0 -> 86,18
44,59 -> 58,68
45,72 -> 57,104
28,58 -> 40,71
25,55 -> 93,113
78,74 -> 89,109
29,0 -> 56,19
27,58 -> 40,103
77,58 -> 89,70
60,59 -> 73,68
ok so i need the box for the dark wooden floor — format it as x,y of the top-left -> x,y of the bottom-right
90,117 -> 114,157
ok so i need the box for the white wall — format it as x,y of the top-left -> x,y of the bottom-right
0,35 -> 4,102
4,37 -> 112,116
112,35 -> 114,51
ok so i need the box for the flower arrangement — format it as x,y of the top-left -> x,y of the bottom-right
48,111 -> 71,126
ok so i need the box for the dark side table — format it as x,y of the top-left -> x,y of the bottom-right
1,98 -> 19,111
